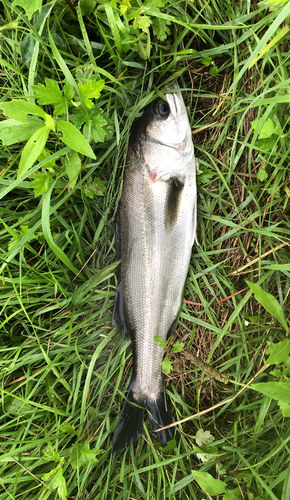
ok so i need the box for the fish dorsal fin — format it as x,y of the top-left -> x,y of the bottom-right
165,175 -> 184,231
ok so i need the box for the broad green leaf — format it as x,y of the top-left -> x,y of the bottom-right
77,80 -> 105,109
154,335 -> 167,347
42,466 -> 67,500
65,150 -> 82,190
0,100 -> 46,120
54,101 -> 67,116
30,171 -> 53,197
60,423 -> 78,435
267,340 -> 290,365
51,32 -> 65,47
43,444 -> 62,463
20,35 -> 35,64
270,368 -> 282,378
251,381 -> 290,403
70,441 -> 102,469
11,0 -> 42,19
18,126 -> 50,179
82,177 -> 107,198
209,64 -> 219,77
162,356 -> 173,374
83,114 -> 107,143
191,471 -> 227,495
0,118 -> 43,145
64,82 -> 75,101
257,168 -> 268,181
253,136 -> 277,152
38,149 -> 56,169
246,281 -> 288,332
278,401 -> 290,417
163,439 -> 176,452
152,18 -> 171,41
56,120 -> 96,159
171,341 -> 184,353
202,56 -> 212,66
223,489 -> 241,500
91,114 -> 107,142
32,78 -> 63,105
137,38 -> 150,60
195,429 -> 214,447
80,0 -> 97,16
119,0 -> 131,14
33,79 -> 73,116
70,110 -> 86,129
45,113 -> 55,131
251,118 -> 280,139
128,8 -> 151,32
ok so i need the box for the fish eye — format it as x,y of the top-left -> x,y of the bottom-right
154,100 -> 169,118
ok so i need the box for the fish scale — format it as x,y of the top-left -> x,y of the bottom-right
112,83 -> 197,454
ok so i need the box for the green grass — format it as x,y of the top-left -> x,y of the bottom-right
0,0 -> 290,498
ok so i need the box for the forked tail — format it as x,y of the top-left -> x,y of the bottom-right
112,384 -> 174,456
146,392 -> 174,446
112,389 -> 143,456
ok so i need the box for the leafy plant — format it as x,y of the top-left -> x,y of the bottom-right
0,75 -> 112,192
154,335 -> 184,374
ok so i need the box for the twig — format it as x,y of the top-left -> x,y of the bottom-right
184,351 -> 229,384
231,242 -> 288,275
192,122 -> 219,135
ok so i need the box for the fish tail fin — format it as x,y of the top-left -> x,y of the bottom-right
146,392 -> 175,446
112,388 -> 143,456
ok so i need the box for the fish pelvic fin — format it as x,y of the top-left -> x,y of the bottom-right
146,391 -> 175,446
112,388 -> 144,456
166,315 -> 178,341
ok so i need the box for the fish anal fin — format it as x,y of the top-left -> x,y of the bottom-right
165,175 -> 184,231
166,315 -> 178,341
112,281 -> 132,340
112,387 -> 144,456
146,392 -> 175,446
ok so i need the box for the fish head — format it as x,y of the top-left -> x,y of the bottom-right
133,83 -> 194,180
147,86 -> 190,148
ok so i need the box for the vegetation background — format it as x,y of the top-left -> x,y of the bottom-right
0,0 -> 290,498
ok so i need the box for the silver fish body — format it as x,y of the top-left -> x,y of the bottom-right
112,84 -> 197,454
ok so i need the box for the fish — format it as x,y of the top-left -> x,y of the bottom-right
112,82 -> 197,455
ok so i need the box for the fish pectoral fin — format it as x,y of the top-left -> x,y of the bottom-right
146,392 -> 175,446
165,175 -> 185,231
172,175 -> 185,189
112,281 -> 132,340
112,387 -> 144,456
